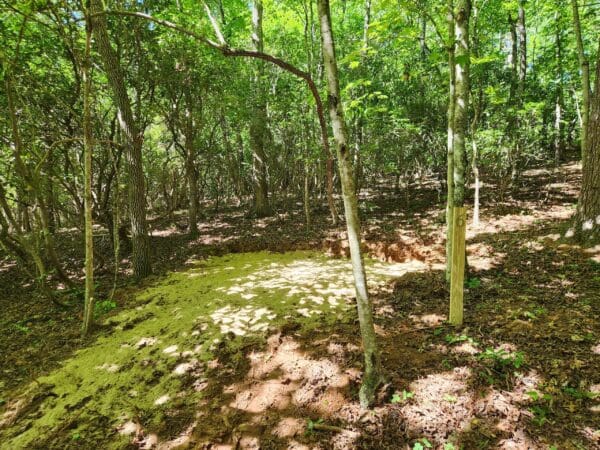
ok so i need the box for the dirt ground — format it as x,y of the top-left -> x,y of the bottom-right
0,162 -> 599,449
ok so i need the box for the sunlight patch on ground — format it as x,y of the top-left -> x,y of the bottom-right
0,250 -> 413,449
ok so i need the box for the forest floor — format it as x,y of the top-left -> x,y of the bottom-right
0,161 -> 599,449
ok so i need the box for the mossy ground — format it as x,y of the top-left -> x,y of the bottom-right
0,251 -> 414,449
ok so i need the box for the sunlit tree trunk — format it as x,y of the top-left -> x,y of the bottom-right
82,9 -> 95,336
574,40 -> 600,240
90,0 -> 152,278
449,0 -> 471,327
250,0 -> 271,217
317,0 -> 381,408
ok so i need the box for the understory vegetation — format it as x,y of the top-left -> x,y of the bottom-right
0,0 -> 599,449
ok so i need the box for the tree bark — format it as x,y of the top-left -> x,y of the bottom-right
317,0 -> 381,408
446,0 -> 456,282
82,8 -> 94,336
90,0 -> 151,279
571,0 -> 591,163
250,0 -> 271,218
574,39 -> 600,240
449,0 -> 470,327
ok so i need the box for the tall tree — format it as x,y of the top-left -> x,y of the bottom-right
90,0 -> 152,278
571,0 -> 591,162
446,0 -> 456,281
82,3 -> 94,336
250,0 -> 271,217
574,39 -> 600,239
317,0 -> 382,408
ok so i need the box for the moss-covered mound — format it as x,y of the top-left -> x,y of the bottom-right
0,251 -> 414,449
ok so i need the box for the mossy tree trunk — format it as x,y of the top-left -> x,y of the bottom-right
317,0 -> 381,408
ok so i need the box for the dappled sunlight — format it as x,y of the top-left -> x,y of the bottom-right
223,334 -> 352,438
584,244 -> 600,263
0,250 -> 414,449
402,367 -> 474,440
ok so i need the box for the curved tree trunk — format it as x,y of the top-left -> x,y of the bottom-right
90,0 -> 151,278
317,0 -> 381,408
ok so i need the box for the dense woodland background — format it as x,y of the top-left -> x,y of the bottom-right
0,0 -> 600,448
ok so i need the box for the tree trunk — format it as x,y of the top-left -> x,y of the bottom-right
183,90 -> 200,238
449,0 -> 471,327
554,10 -> 563,167
471,0 -> 482,228
574,40 -> 600,240
317,0 -> 381,408
90,0 -> 152,279
571,0 -> 591,163
250,0 -> 271,218
446,0 -> 456,282
82,10 -> 95,336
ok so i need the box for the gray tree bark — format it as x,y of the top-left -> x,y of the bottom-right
317,0 -> 382,408
90,0 -> 152,278
250,0 -> 271,217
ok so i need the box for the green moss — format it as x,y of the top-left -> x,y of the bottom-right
0,251 -> 408,449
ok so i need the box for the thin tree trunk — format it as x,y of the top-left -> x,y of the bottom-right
317,0 -> 381,408
554,9 -> 563,168
446,0 -> 456,282
82,8 -> 95,336
90,0 -> 151,278
449,0 -> 471,327
471,0 -> 481,228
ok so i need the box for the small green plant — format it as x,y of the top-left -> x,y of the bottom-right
443,394 -> 457,403
530,405 -> 549,427
445,333 -> 478,347
526,390 -> 553,427
71,431 -> 81,441
413,438 -> 433,449
443,444 -> 456,450
391,390 -> 414,403
479,348 -> 525,369
466,277 -> 481,288
445,334 -> 468,344
306,418 -> 323,434
94,299 -> 117,317
562,386 -> 598,400
13,322 -> 30,333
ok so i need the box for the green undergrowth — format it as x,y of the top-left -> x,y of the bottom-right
0,251 -> 412,449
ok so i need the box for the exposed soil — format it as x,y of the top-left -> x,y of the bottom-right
1,162 -> 599,449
